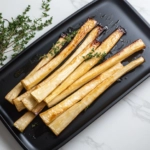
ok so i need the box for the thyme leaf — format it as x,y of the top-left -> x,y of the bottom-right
49,30 -> 78,57
65,30 -> 78,43
83,48 -> 107,62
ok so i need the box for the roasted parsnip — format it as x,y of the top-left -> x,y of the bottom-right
5,83 -> 23,105
31,40 -> 100,103
48,39 -> 145,107
40,63 -> 123,125
14,102 -> 46,132
49,57 -> 145,135
14,112 -> 36,132
22,94 -> 38,111
21,18 -> 97,90
13,89 -> 34,112
44,27 -> 125,104
5,36 -> 66,104
14,25 -> 103,111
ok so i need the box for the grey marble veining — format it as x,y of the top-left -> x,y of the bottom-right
80,136 -> 112,150
60,136 -> 112,150
124,95 -> 150,123
123,77 -> 150,123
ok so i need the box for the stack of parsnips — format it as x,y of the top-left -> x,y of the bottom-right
5,18 -> 146,135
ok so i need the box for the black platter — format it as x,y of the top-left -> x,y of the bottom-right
0,0 -> 150,150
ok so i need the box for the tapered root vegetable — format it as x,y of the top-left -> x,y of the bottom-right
5,37 -> 66,104
47,63 -> 122,107
14,112 -> 36,132
32,40 -> 100,103
5,83 -> 23,104
45,27 -> 125,104
48,39 -> 145,107
30,36 -> 67,75
14,102 -> 46,132
57,25 -> 104,70
21,18 -> 97,90
40,63 -> 123,125
48,57 -> 145,135
43,26 -> 103,84
15,26 -> 103,111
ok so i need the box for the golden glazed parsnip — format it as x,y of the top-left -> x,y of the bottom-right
31,40 -> 100,103
5,36 -> 66,104
45,27 -> 125,104
14,102 -> 46,132
13,89 -> 34,112
14,64 -> 122,130
22,94 -> 38,111
21,18 -> 97,90
48,39 -> 145,107
55,25 -> 104,70
14,112 -> 36,132
14,25 -> 103,111
48,57 -> 145,135
5,83 -> 23,104
40,63 -> 123,125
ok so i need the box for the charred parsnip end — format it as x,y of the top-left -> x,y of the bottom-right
45,27 -> 125,105
40,63 -> 123,125
43,25 -> 104,83
14,112 -> 36,132
21,18 -> 97,90
49,39 -> 145,106
57,26 -> 104,69
48,57 -> 145,135
32,41 -> 100,103
15,25 -> 103,111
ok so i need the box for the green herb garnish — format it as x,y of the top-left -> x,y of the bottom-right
48,30 -> 78,57
0,0 -> 53,66
65,30 -> 78,43
98,52 -> 107,63
49,44 -> 62,56
83,48 -> 107,62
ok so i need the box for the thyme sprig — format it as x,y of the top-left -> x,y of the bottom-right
49,30 -> 78,56
39,30 -> 78,60
0,0 -> 53,66
65,30 -> 78,43
99,52 -> 107,63
83,48 -> 107,62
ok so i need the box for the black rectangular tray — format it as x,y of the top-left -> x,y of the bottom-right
0,0 -> 150,149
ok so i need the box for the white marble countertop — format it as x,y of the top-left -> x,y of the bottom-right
0,0 -> 150,150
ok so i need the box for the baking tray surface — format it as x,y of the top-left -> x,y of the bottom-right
0,0 -> 150,150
